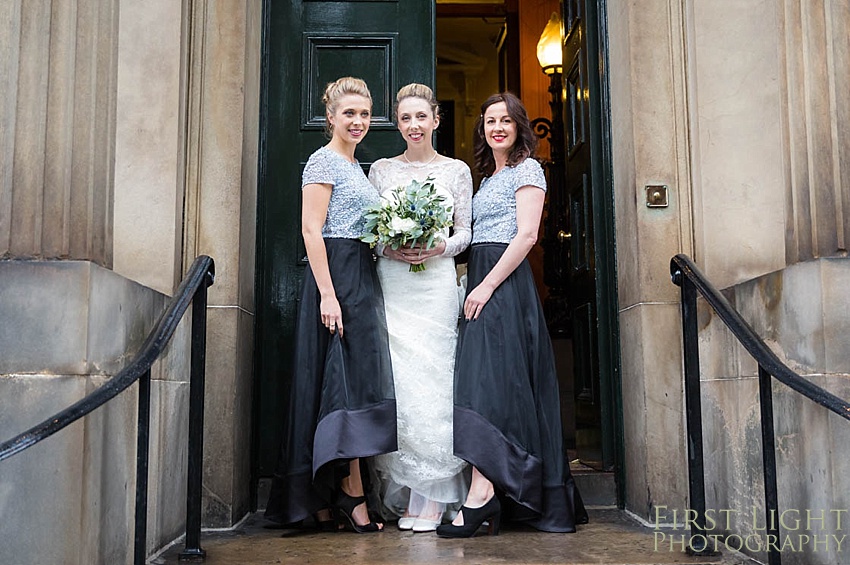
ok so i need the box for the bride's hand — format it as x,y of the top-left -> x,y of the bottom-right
382,246 -> 413,263
401,241 -> 446,265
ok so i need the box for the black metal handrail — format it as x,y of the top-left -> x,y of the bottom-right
671,253 -> 850,565
0,255 -> 215,565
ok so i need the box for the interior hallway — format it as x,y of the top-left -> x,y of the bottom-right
152,509 -> 759,565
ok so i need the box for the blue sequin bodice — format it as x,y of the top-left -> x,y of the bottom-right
472,157 -> 547,244
302,146 -> 380,239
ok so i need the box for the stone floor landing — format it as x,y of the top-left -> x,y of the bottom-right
152,509 -> 759,565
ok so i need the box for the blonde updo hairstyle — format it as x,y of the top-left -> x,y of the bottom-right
322,77 -> 372,138
395,83 -> 440,122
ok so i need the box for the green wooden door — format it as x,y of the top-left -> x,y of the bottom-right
253,0 -> 435,485
558,0 -> 619,473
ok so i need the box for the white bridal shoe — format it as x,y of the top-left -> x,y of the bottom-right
412,517 -> 441,532
399,493 -> 446,532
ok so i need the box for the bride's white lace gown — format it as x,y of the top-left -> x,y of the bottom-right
368,156 -> 473,518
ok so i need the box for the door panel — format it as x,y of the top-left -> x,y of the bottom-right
565,52 -> 585,158
556,0 -> 616,471
301,35 -> 397,128
254,0 -> 434,482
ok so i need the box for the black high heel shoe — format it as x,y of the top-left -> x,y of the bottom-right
334,491 -> 383,533
436,496 -> 501,538
315,512 -> 338,532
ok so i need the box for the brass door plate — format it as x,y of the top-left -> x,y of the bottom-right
645,185 -> 668,208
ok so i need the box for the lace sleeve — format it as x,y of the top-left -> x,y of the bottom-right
441,162 -> 473,258
367,161 -> 387,257
367,160 -> 384,189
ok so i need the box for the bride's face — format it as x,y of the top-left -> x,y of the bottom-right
397,97 -> 439,149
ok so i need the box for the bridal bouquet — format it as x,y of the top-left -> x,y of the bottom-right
361,176 -> 453,272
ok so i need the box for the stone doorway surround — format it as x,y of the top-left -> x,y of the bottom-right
109,0 -> 262,531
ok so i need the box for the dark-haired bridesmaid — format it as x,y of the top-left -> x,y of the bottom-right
437,92 -> 588,538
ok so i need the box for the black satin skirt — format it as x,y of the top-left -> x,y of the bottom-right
454,243 -> 588,532
265,238 -> 397,525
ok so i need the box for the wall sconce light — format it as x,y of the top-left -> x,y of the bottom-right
536,12 -> 563,75
532,11 -> 565,169
532,12 -> 570,333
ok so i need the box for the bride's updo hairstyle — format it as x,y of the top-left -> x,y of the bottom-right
395,83 -> 440,120
322,77 -> 372,137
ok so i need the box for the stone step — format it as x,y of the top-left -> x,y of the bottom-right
574,470 -> 617,507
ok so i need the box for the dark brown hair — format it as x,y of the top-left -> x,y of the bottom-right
472,92 -> 538,177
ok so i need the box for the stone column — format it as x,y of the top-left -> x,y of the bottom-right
110,0 -> 261,528
181,0 -> 261,527
608,0 -> 695,520
112,0 -> 187,294
1,0 -> 118,264
780,0 -> 850,262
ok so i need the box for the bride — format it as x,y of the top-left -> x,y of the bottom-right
368,83 -> 472,532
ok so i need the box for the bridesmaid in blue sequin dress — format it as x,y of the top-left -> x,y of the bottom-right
265,77 -> 395,533
437,92 -> 588,538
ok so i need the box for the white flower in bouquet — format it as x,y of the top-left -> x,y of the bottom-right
361,176 -> 453,272
389,216 -> 419,236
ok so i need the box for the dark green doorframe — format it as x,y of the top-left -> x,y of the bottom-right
250,0 -> 622,511
586,0 -> 625,507
250,0 -> 272,511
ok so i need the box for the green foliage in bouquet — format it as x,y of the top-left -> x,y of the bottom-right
361,176 -> 453,272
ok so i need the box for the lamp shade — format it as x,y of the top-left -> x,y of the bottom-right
536,12 -> 563,73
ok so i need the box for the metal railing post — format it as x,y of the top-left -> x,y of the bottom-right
179,271 -> 211,562
675,270 -> 713,555
671,253 -> 850,562
758,365 -> 782,565
134,368 -> 152,565
0,255 -> 215,565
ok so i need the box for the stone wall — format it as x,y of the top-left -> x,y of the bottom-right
0,261 -> 191,565
1,0 -> 119,264
699,258 -> 850,564
112,0 -> 187,294
1,0 -> 261,549
607,0 -> 850,553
